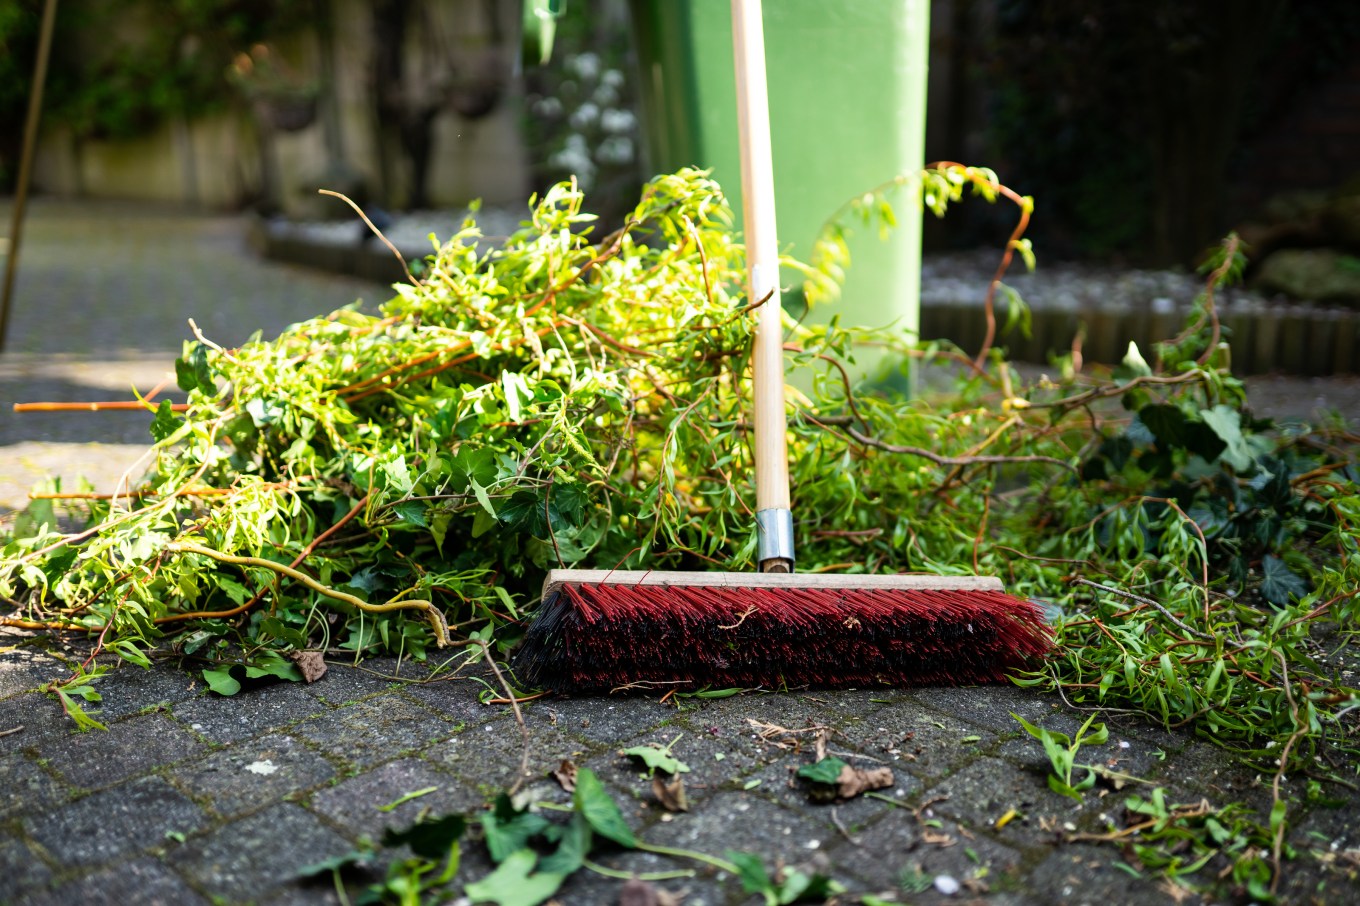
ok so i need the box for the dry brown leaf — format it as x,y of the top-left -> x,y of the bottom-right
288,650 -> 327,683
552,759 -> 578,792
835,763 -> 894,799
652,775 -> 689,812
962,877 -> 990,894
921,828 -> 957,847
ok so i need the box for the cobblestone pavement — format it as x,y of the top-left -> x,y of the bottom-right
2,201 -> 1359,905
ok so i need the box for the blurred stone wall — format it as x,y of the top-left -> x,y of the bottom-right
28,0 -> 529,214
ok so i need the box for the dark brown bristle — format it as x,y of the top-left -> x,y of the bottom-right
514,581 -> 1053,693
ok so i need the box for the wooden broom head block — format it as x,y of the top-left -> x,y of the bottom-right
542,569 -> 1006,598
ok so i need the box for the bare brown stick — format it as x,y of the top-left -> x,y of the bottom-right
14,401 -> 189,413
319,189 -> 420,285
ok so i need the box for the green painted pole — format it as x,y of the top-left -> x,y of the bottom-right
628,0 -> 930,376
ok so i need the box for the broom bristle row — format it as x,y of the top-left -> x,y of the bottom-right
515,581 -> 1054,693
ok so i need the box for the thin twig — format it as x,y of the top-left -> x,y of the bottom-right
319,189 -> 420,285
1071,577 -> 1211,640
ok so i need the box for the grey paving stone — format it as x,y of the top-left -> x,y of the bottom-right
36,713 -> 203,789
290,693 -> 462,770
823,800 -> 1027,895
907,684 -> 1078,735
429,714 -> 586,794
170,802 -> 354,902
24,775 -> 208,867
0,693 -> 73,758
0,834 -> 53,900
641,791 -> 830,874
255,882 -> 348,905
396,671 -> 511,726
678,690 -> 865,738
740,751 -> 921,832
1028,842 -> 1184,905
834,702 -> 1000,782
0,754 -> 69,820
21,856 -> 209,906
171,681 -> 333,745
309,757 -> 483,845
928,757 -> 1100,849
299,659 -> 414,705
170,733 -> 336,818
525,695 -> 677,746
0,645 -> 69,698
82,663 -> 200,721
552,853 -> 727,906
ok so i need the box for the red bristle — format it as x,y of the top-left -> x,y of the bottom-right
514,581 -> 1053,693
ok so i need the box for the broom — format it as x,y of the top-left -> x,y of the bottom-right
514,0 -> 1052,693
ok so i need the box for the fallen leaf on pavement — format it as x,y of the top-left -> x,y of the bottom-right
921,828 -> 957,847
552,759 -> 578,792
652,775 -> 689,812
835,763 -> 894,799
288,651 -> 327,683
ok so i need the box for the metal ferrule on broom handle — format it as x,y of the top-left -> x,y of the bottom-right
733,0 -> 794,572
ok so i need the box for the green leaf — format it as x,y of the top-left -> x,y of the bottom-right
1200,405 -> 1256,472
1138,404 -> 1188,448
621,738 -> 690,777
243,653 -> 304,683
297,848 -> 373,878
203,666 -> 242,696
482,794 -> 551,863
796,757 -> 848,785
727,850 -> 774,897
464,849 -> 565,906
150,400 -> 184,442
175,343 -> 214,393
573,768 -> 635,848
537,812 -> 591,875
1261,555 -> 1309,606
381,813 -> 467,859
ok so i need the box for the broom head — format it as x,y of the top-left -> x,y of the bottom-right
514,570 -> 1053,693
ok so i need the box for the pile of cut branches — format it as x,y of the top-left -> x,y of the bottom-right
0,169 -> 1356,785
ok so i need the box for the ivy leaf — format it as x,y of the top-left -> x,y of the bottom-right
150,400 -> 184,442
175,343 -> 214,393
537,812 -> 591,875
243,652 -> 304,683
481,794 -> 550,863
463,848 -> 565,906
620,741 -> 690,777
796,757 -> 848,785
203,666 -> 242,696
1261,555 -> 1308,606
727,850 -> 774,897
1138,404 -> 1187,448
573,768 -> 635,848
1200,405 -> 1257,472
297,848 -> 373,878
381,813 -> 467,859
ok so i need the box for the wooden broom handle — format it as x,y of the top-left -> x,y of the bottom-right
732,0 -> 790,518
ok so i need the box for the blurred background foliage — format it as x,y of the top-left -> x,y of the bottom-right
3,0 -> 1360,269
